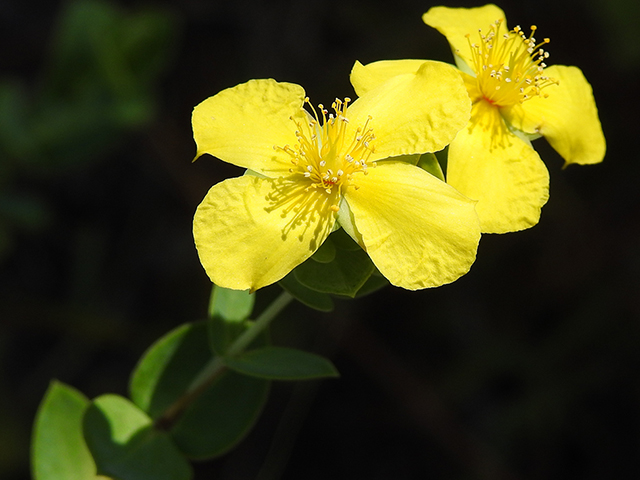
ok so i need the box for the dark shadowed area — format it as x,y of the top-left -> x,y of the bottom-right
1,0 -> 638,478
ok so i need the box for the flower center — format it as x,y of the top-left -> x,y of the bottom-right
466,20 -> 557,107
276,97 -> 376,211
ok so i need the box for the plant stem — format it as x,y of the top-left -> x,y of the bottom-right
155,290 -> 294,430
227,290 -> 293,356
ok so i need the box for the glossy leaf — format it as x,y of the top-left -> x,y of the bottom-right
310,236 -> 337,263
330,227 -> 362,251
169,371 -> 270,459
293,243 -> 375,297
354,270 -> 390,297
278,272 -> 335,312
225,346 -> 340,380
128,321 -> 270,460
208,286 -> 257,355
83,394 -> 192,480
130,322 -> 214,419
32,381 -> 97,480
417,152 -> 445,181
209,317 -> 251,356
208,284 -> 255,322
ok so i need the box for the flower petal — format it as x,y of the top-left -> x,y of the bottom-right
350,59 -> 428,96
343,161 -> 480,290
192,79 -> 307,176
193,175 -> 337,291
422,5 -> 506,70
448,100 -> 549,233
501,65 -> 606,166
346,61 -> 471,159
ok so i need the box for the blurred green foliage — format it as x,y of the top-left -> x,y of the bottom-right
0,0 -> 175,262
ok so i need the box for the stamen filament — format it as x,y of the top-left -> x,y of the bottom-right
467,20 -> 557,107
274,97 -> 376,203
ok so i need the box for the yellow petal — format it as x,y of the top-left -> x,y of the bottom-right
346,61 -> 471,159
193,175 -> 336,291
422,5 -> 506,70
501,65 -> 606,166
343,161 -> 480,290
192,79 -> 307,176
448,100 -> 550,233
350,59 -> 428,96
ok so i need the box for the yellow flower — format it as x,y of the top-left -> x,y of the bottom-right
192,63 -> 481,292
350,4 -> 606,233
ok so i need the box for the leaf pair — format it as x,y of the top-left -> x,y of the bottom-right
33,286 -> 340,479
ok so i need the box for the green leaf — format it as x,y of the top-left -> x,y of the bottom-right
310,236 -> 336,263
32,381 -> 97,480
130,322 -> 214,419
209,318 -> 251,357
225,346 -> 340,380
278,272 -> 334,312
208,285 -> 258,355
387,153 -> 421,165
417,152 -> 445,181
433,146 -> 448,175
329,227 -> 361,251
169,371 -> 270,459
354,270 -> 389,297
293,243 -> 375,297
83,394 -> 192,480
129,322 -> 270,460
208,285 -> 254,322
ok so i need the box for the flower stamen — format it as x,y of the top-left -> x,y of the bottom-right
274,97 -> 376,206
466,20 -> 558,107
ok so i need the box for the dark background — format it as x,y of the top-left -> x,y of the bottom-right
1,0 -> 638,478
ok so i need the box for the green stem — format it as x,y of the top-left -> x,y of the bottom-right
227,290 -> 293,356
155,290 -> 294,430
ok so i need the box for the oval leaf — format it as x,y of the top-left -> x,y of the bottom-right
83,394 -> 192,480
208,285 -> 255,322
208,313 -> 269,357
129,322 -> 270,460
310,236 -> 336,263
169,371 -> 270,459
354,270 -> 389,297
293,245 -> 375,297
32,381 -> 97,480
130,322 -> 214,419
208,286 -> 260,355
329,227 -> 362,251
417,152 -> 445,181
278,272 -> 335,312
225,346 -> 340,380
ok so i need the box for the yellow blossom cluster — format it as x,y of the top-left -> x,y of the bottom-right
191,4 -> 605,292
